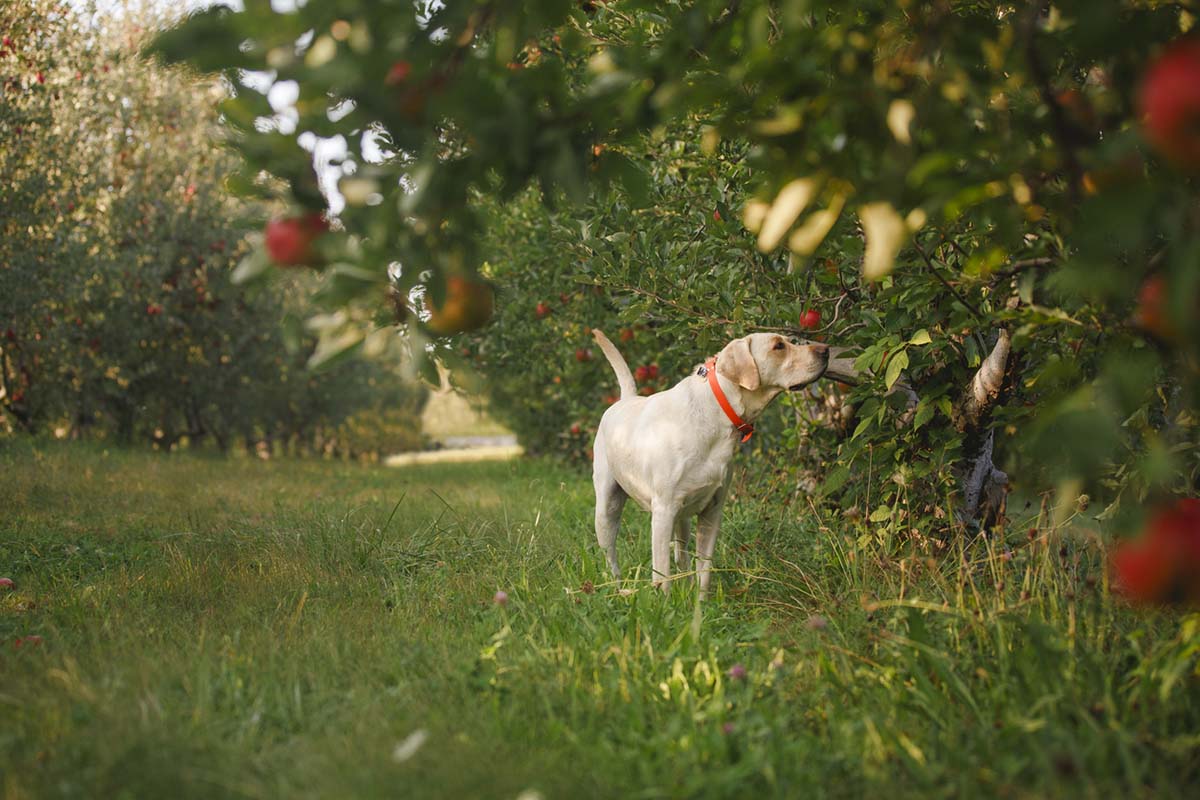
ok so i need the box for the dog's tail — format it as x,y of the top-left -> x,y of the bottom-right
592,329 -> 637,400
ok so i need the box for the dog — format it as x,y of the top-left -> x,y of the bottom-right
590,329 -> 829,595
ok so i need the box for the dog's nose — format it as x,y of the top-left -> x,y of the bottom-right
810,343 -> 829,358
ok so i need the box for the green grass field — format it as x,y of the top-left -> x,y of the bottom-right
2,441 -> 1198,799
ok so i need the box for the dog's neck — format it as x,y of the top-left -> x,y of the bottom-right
701,371 -> 784,428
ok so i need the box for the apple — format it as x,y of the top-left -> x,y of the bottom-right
647,364 -> 659,379
1134,274 -> 1177,341
603,394 -> 618,405
146,303 -> 162,316
265,213 -> 328,266
799,309 -> 821,330
1140,37 -> 1200,167
386,60 -> 412,85
570,423 -> 582,435
574,348 -> 592,362
0,578 -> 13,590
712,209 -> 722,222
535,301 -> 551,318
639,385 -> 654,396
634,365 -> 650,382
425,275 -> 495,335
619,328 -> 634,343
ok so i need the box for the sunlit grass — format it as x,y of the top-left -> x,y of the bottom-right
1,441 -> 1197,798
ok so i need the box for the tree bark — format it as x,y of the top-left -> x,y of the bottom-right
951,329 -> 1013,527
821,330 -> 1014,527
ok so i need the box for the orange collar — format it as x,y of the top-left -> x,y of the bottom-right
704,358 -> 754,442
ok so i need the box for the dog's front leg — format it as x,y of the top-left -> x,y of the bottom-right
650,502 -> 678,594
695,492 -> 727,599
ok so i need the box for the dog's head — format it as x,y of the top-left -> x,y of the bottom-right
716,333 -> 828,393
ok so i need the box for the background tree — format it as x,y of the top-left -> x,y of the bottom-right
1,0 -> 426,455
147,1 -> 1197,535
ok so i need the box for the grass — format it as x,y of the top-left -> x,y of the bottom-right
1,440 -> 1198,799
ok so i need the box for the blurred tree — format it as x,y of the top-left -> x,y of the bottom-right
1,0 -> 425,454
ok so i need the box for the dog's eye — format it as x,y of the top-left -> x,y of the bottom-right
773,341 -> 786,350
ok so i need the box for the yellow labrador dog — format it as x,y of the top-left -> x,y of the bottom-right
591,329 -> 829,595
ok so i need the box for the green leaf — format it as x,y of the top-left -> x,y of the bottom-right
908,329 -> 932,346
884,349 -> 909,390
869,505 -> 892,523
913,402 -> 935,430
307,329 -> 364,372
596,152 -> 651,209
820,464 -> 851,496
231,249 -> 273,286
145,8 -> 253,72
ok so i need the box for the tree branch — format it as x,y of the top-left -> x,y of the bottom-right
913,238 -> 987,324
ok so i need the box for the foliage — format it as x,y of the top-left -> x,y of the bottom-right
0,1 -> 424,450
3,444 -> 1199,796
148,1 -> 1199,531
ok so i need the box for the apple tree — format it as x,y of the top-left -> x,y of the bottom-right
146,1 -> 1199,530
1,1 -> 426,452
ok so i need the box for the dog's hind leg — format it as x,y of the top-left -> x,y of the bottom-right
673,516 -> 692,573
593,444 -> 627,578
594,483 -> 626,578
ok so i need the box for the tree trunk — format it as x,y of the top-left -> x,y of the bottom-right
822,329 -> 1015,528
950,329 -> 1013,528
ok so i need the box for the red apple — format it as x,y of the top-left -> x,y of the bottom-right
1113,498 -> 1200,605
535,301 -> 551,319
799,309 -> 821,331
1134,274 -> 1177,341
639,385 -> 655,396
265,213 -> 328,266
712,209 -> 722,222
575,348 -> 592,362
570,423 -> 582,435
647,364 -> 659,379
386,60 -> 412,85
1140,37 -> 1200,168
146,303 -> 162,316
634,365 -> 650,382
619,328 -> 634,343
0,578 -> 13,590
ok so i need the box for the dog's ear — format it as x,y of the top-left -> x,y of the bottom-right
717,337 -> 760,391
